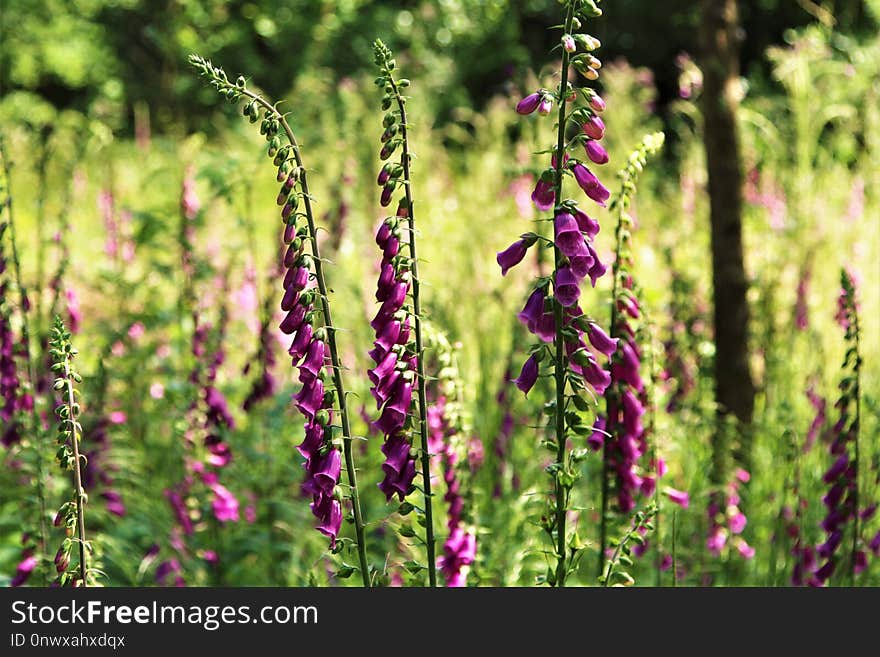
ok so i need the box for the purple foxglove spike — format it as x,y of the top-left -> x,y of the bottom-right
585,140 -> 609,165
516,92 -> 542,115
294,378 -> 325,420
582,360 -> 611,396
289,322 -> 314,363
514,354 -> 539,395
554,267 -> 581,307
279,303 -> 308,335
574,209 -> 600,238
280,285 -> 299,312
298,339 -> 326,383
311,495 -> 342,546
531,180 -> 556,211
517,288 -> 545,331
572,163 -> 610,206
496,239 -> 529,276
587,322 -> 618,356
554,212 -> 588,257
582,115 -> 606,140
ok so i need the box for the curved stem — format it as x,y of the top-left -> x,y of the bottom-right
1,139 -> 50,583
243,91 -> 371,587
550,3 -> 575,588
386,75 -> 438,588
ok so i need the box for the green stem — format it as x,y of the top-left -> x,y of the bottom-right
243,91 -> 371,587
61,348 -> 88,585
386,72 -> 438,588
550,3 -> 575,588
0,138 -> 50,583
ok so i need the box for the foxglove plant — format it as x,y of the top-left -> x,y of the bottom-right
49,315 -> 92,586
370,39 -> 438,585
816,269 -> 865,585
1,138 -> 50,584
242,275 -> 278,411
191,56 -> 370,586
425,326 -> 478,587
501,0 -> 614,586
595,133 -> 665,576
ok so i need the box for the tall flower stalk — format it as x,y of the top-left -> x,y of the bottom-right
49,316 -> 90,586
816,269 -> 864,585
596,133 -> 665,577
1,137 -> 50,583
500,0 -> 612,586
190,56 -> 370,586
370,39 -> 437,586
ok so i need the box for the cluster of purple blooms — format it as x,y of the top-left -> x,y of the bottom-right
813,270 -> 877,583
242,280 -> 278,411
0,227 -> 31,448
427,396 -> 476,587
369,189 -> 418,501
595,276 -> 657,512
706,468 -> 755,560
500,86 -> 614,400
276,170 -> 343,548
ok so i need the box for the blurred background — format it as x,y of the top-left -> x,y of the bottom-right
0,0 -> 878,587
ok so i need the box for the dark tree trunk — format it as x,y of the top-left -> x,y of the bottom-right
699,0 -> 755,472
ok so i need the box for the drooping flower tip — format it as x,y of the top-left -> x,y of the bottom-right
582,115 -> 606,140
585,140 -> 609,165
513,354 -> 539,395
515,92 -> 542,115
665,487 -> 689,509
496,239 -> 529,276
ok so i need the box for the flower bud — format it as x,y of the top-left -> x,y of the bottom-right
562,34 -> 576,53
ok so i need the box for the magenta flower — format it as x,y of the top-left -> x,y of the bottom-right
514,354 -> 539,395
210,483 -> 240,523
554,212 -> 587,257
531,179 -> 556,211
516,92 -> 542,115
587,322 -> 618,356
589,93 -> 606,112
582,115 -> 606,140
554,267 -> 581,307
496,239 -> 529,275
585,140 -> 609,165
572,163 -> 610,206
574,209 -> 600,238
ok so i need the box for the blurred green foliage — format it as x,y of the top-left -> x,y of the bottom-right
2,0 -> 876,133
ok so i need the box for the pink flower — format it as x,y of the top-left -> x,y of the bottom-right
109,411 -> 127,424
150,382 -> 165,399
729,511 -> 747,534
665,487 -> 689,509
128,322 -> 146,340
736,540 -> 755,559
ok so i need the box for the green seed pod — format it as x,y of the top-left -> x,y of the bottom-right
236,75 -> 246,87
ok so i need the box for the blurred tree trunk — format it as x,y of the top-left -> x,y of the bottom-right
699,0 -> 755,473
